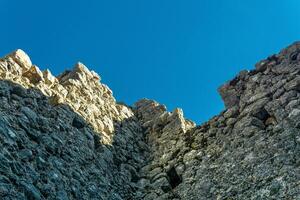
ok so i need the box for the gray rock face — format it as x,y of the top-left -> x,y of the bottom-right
0,42 -> 300,199
0,80 -> 147,200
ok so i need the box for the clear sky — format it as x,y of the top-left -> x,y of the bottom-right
1,1 -> 300,124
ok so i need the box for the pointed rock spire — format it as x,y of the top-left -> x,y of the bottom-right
58,62 -> 101,85
42,69 -> 58,85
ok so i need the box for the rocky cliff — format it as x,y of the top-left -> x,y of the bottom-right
0,42 -> 299,200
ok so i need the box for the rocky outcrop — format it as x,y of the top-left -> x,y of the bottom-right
0,42 -> 300,199
0,80 -> 147,200
1,50 -> 133,144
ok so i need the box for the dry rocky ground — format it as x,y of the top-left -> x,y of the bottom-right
0,42 -> 300,199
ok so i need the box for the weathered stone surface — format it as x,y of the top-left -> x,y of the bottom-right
0,79 -> 146,199
218,83 -> 239,108
0,42 -> 300,199
42,69 -> 57,85
6,49 -> 32,69
0,50 -> 135,144
23,65 -> 44,84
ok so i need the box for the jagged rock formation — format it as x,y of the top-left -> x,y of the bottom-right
0,42 -> 300,200
1,50 -> 133,144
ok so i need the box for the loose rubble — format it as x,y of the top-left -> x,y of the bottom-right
0,42 -> 300,199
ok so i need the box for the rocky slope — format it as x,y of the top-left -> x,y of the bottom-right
0,42 -> 300,200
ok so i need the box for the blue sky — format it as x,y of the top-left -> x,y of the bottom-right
1,1 -> 300,124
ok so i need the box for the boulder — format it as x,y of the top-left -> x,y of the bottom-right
7,49 -> 32,70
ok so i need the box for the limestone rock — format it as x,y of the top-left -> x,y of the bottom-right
0,42 -> 299,199
7,49 -> 32,69
43,69 -> 57,85
23,65 -> 44,84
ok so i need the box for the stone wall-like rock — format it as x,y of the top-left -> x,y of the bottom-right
0,80 -> 145,199
0,50 -> 134,144
132,42 -> 300,199
0,42 -> 300,199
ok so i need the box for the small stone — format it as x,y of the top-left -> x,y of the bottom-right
19,181 -> 42,200
49,94 -> 64,105
255,60 -> 268,72
18,149 -> 33,161
148,167 -> 162,178
7,129 -> 16,138
137,178 -> 150,189
284,76 -> 300,91
224,106 -> 239,118
152,177 -> 171,192
175,164 -> 185,176
288,108 -> 300,118
36,157 -> 46,169
226,118 -> 237,126
144,193 -> 158,200
183,150 -> 197,164
0,61 -> 8,71
20,106 -> 37,123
